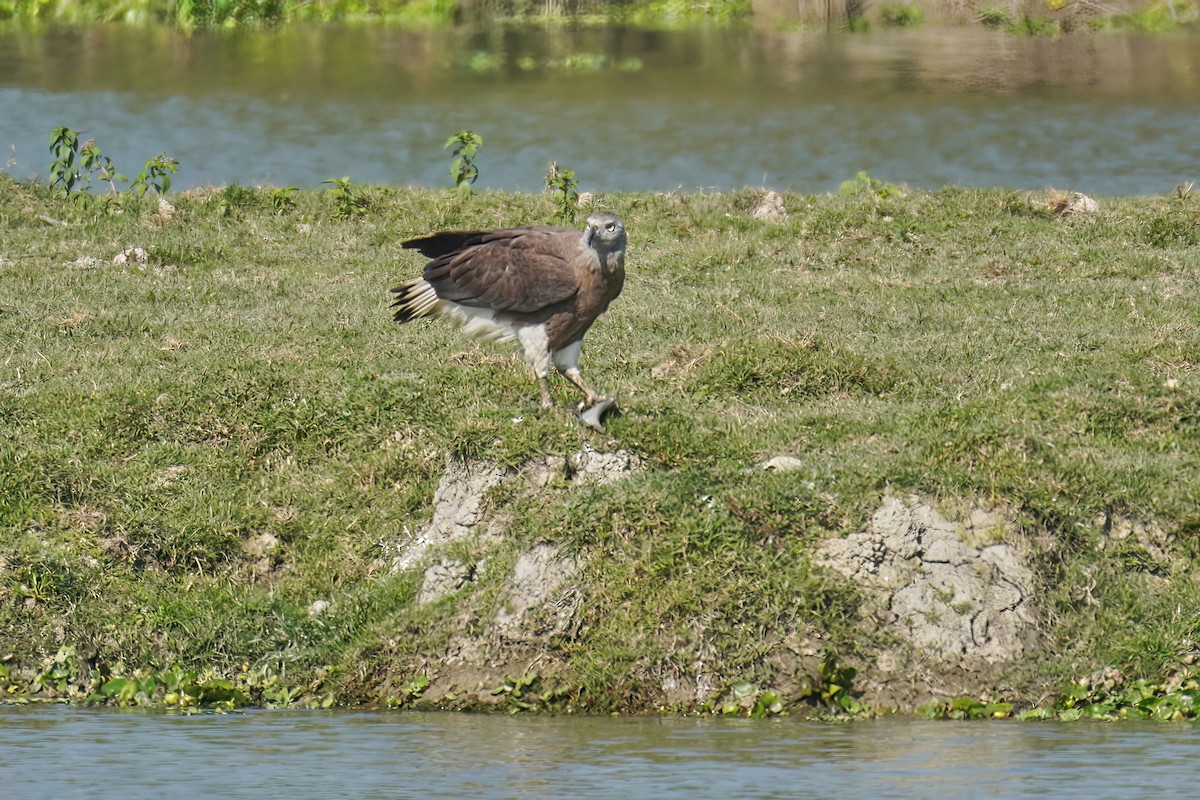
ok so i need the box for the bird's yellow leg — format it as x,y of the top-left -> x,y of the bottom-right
537,376 -> 555,408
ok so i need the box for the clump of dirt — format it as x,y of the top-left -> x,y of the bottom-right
751,190 -> 787,222
242,532 -> 281,581
817,495 -> 1040,710
1050,191 -> 1099,217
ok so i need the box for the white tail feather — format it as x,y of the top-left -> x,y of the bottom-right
394,279 -> 440,319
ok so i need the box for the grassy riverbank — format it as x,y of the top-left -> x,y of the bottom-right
2,175 -> 1198,717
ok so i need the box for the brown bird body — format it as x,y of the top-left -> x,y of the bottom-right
391,212 -> 627,420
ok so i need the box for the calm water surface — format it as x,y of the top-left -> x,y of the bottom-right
2,25 -> 1200,195
3,706 -> 1200,799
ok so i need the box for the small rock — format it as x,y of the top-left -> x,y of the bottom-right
152,197 -> 175,225
307,599 -> 330,617
523,456 -> 568,488
113,247 -> 149,265
242,532 -> 279,560
1053,192 -> 1099,217
67,256 -> 105,269
759,455 -> 805,472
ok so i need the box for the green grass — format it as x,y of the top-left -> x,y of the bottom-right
2,177 -> 1199,712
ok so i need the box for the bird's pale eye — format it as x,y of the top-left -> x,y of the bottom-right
605,222 -> 616,232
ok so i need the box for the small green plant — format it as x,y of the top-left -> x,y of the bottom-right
845,14 -> 871,32
820,656 -> 865,715
49,127 -> 120,208
323,176 -> 369,218
545,161 -> 580,223
48,126 -> 179,211
976,6 -> 1061,34
1011,15 -> 1060,35
129,153 -> 179,197
839,170 -> 904,199
213,183 -> 259,219
35,646 -> 81,697
1104,0 -> 1200,32
445,130 -> 483,196
269,186 -> 299,214
978,6 -> 1012,27
490,671 -> 541,712
176,0 -> 286,28
16,569 -> 51,603
464,51 -> 504,73
556,52 -> 606,73
385,675 -> 431,709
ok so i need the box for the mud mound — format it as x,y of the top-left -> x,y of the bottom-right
819,496 -> 1038,663
493,544 -> 580,643
818,496 -> 1039,708
395,448 -> 641,596
390,449 -> 641,703
392,459 -> 506,573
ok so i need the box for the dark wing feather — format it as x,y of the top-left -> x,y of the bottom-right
414,226 -> 584,314
402,231 -> 485,259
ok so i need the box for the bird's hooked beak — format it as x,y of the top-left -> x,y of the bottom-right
582,224 -> 595,248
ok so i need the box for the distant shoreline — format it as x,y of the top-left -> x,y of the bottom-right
1,0 -> 1198,34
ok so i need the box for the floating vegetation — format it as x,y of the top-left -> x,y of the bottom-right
0,647 -> 335,711
469,50 -> 643,74
717,682 -> 786,718
919,664 -> 1200,721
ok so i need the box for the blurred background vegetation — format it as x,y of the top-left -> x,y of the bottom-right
0,0 -> 1197,33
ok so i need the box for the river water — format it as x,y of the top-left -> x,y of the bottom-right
3,706 -> 1200,799
2,24 -> 1200,195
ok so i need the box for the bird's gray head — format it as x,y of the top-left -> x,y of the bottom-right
582,212 -> 626,255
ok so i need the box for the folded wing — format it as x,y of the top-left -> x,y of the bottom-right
402,226 -> 582,314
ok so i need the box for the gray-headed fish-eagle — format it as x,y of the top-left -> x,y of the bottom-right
390,212 -> 627,431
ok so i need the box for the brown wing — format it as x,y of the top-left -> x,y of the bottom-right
407,226 -> 584,314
